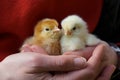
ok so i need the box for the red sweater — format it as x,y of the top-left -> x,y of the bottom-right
0,0 -> 103,61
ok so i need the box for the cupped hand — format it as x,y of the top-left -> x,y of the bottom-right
64,41 -> 117,80
0,47 -> 87,80
18,42 -> 117,80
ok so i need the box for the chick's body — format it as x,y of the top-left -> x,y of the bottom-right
60,15 -> 101,53
23,18 -> 61,55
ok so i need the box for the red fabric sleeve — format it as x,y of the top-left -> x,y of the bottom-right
0,0 -> 103,61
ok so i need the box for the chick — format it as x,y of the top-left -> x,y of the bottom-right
60,15 -> 101,53
21,18 -> 61,55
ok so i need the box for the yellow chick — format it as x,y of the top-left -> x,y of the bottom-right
21,18 -> 61,55
60,15 -> 101,53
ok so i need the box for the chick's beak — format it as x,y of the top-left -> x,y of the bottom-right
53,28 -> 60,33
65,30 -> 72,36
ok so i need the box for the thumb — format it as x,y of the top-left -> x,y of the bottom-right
28,54 -> 87,73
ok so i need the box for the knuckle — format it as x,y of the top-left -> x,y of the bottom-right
55,57 -> 70,68
56,58 -> 67,67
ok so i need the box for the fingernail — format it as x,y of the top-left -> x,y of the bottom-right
74,57 -> 87,67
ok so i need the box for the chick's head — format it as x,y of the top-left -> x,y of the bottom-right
34,18 -> 61,40
61,15 -> 88,37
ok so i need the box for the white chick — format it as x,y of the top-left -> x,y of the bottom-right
60,15 -> 101,53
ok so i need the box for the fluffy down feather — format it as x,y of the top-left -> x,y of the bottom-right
21,18 -> 61,55
60,15 -> 101,53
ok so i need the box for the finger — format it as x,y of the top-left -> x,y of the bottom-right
52,67 -> 94,80
21,44 -> 48,55
31,45 -> 48,55
63,46 -> 95,60
96,65 -> 116,80
20,44 -> 33,52
87,44 -> 105,68
28,54 -> 87,72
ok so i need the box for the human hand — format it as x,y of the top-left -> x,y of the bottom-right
0,47 -> 87,80
64,41 -> 117,80
20,42 -> 117,80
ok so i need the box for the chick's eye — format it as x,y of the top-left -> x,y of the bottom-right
45,28 -> 50,31
72,27 -> 76,30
